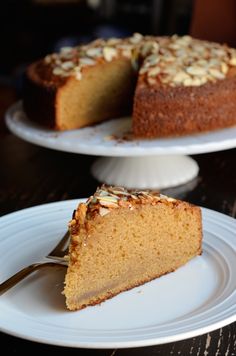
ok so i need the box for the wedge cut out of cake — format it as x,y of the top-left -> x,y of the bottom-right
64,185 -> 202,311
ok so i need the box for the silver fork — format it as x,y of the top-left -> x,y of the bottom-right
0,230 -> 70,295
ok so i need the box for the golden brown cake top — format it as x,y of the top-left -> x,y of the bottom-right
69,185 -> 177,229
41,34 -> 236,88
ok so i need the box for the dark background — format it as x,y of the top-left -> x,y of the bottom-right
0,0 -> 193,73
1,1 -> 236,355
0,0 -> 193,108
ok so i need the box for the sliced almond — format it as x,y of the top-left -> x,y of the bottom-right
141,41 -> 159,56
74,68 -> 82,80
173,71 -> 190,83
55,59 -> 62,66
99,200 -> 119,208
45,55 -> 53,64
146,54 -> 159,66
60,46 -> 73,53
167,197 -> 176,202
221,62 -> 228,74
147,66 -> 161,77
121,49 -> 132,58
99,207 -> 110,216
129,32 -> 143,44
52,67 -> 64,76
139,66 -> 149,74
147,77 -> 157,85
229,57 -> 236,66
61,61 -> 74,70
86,47 -> 102,58
97,196 -> 118,203
163,55 -> 176,63
183,77 -> 194,86
107,38 -> 121,45
79,57 -> 96,66
103,47 -> 117,62
190,77 -> 203,86
186,66 -> 207,76
208,68 -> 225,79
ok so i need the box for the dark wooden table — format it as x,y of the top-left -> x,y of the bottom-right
0,96 -> 236,355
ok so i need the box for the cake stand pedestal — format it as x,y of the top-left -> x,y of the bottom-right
91,155 -> 199,189
5,101 -> 236,191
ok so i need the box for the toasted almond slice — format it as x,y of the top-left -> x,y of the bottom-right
229,57 -> 236,66
173,71 -> 190,83
99,207 -> 110,216
186,66 -> 207,76
97,196 -> 118,203
86,47 -> 102,58
61,61 -> 74,70
103,47 -> 117,62
208,68 -> 225,79
52,67 -> 64,76
79,57 -> 96,66
129,32 -> 143,44
148,66 -> 161,77
60,46 -> 73,53
99,200 -> 119,208
221,62 -> 228,74
75,70 -> 82,80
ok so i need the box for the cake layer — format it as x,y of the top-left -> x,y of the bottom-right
64,186 -> 202,311
24,34 -> 236,137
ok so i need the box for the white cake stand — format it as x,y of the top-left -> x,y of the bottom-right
5,101 -> 236,189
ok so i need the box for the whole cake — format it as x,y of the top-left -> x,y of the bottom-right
24,33 -> 236,138
64,185 -> 202,311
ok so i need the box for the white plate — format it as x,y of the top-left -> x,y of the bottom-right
5,101 -> 236,157
0,200 -> 236,349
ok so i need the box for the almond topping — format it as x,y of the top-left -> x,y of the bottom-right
99,207 -> 110,216
103,47 -> 117,62
148,67 -> 161,77
229,57 -> 236,66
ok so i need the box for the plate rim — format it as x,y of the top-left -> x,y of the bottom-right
0,199 -> 236,349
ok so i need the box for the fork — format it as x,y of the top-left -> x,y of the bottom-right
0,230 -> 70,295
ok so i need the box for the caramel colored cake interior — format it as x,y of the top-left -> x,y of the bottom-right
64,185 -> 202,311
56,58 -> 136,130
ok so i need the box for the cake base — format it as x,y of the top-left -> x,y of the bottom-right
91,155 -> 199,189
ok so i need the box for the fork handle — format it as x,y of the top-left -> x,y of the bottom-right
0,262 -> 67,296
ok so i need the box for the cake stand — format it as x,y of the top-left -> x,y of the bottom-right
5,101 -> 236,189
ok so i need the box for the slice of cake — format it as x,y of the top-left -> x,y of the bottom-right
64,185 -> 202,311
